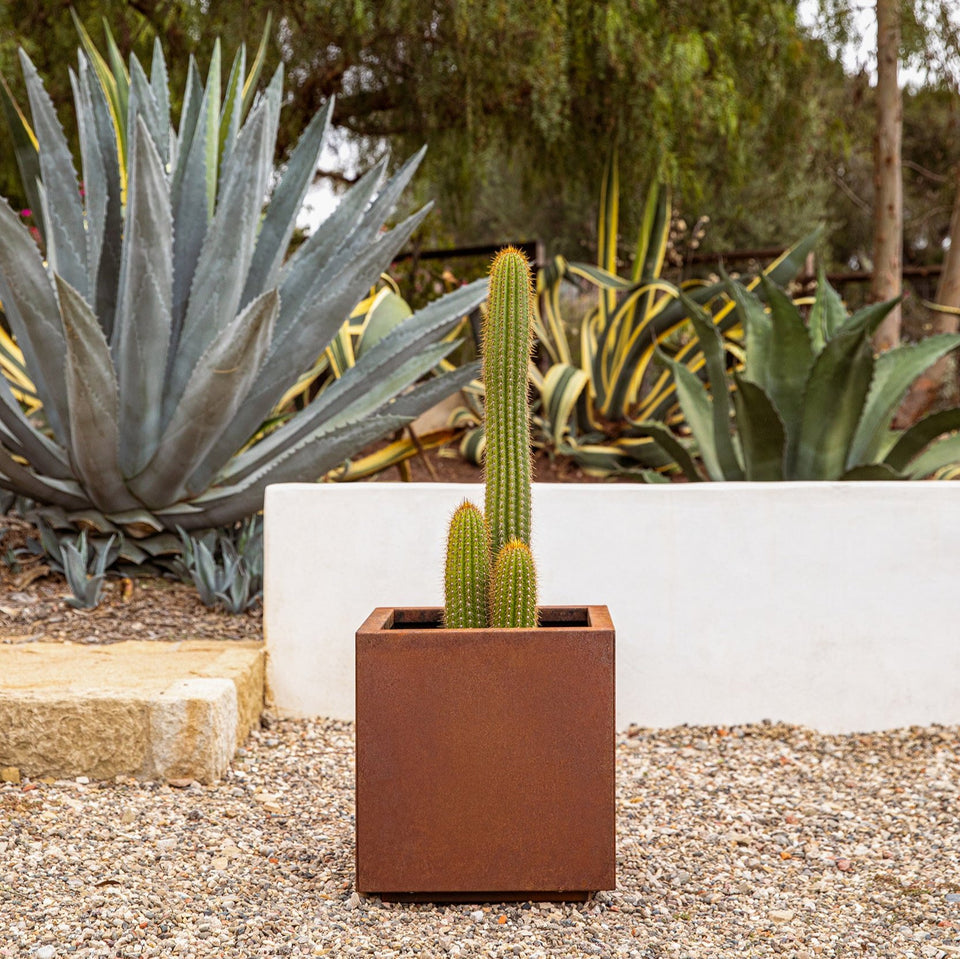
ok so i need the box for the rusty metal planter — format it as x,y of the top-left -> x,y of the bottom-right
355,605 -> 615,902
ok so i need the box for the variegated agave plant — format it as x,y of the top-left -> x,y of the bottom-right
0,40 -> 485,563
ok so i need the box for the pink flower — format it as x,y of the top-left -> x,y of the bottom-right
19,209 -> 31,218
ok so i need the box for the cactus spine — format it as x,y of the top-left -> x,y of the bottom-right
443,247 -> 538,629
444,501 -> 489,628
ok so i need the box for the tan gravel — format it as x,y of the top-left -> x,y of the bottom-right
2,718 -> 959,958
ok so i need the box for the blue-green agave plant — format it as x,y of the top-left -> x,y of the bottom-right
0,37 -> 485,561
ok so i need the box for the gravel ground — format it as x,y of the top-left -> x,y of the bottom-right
2,718 -> 959,958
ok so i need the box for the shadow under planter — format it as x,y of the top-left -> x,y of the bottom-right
355,605 -> 616,902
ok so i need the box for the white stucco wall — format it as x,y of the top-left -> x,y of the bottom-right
264,481 -> 960,733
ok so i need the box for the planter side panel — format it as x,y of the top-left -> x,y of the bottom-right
356,613 -> 615,896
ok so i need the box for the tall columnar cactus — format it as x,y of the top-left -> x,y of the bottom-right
443,247 -> 538,629
484,248 -> 534,561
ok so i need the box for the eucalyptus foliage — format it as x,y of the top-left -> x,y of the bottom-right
0,38 -> 485,562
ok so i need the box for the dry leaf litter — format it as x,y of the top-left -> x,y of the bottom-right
2,717 -> 959,957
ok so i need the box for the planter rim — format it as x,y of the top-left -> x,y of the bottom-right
359,604 -> 613,635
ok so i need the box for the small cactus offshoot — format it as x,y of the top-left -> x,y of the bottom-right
444,500 -> 489,628
442,247 -> 539,628
490,540 -> 538,628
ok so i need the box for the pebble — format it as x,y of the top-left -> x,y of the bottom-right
1,718 -> 958,956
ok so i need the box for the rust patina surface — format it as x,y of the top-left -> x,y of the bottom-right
355,606 -> 615,901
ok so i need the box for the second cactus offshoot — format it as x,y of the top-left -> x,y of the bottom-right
444,248 -> 539,629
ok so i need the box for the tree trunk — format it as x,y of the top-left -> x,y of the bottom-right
871,0 -> 902,353
895,166 -> 960,425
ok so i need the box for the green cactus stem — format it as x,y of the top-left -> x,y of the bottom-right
443,500 -> 489,628
490,540 -> 538,629
484,246 -> 534,562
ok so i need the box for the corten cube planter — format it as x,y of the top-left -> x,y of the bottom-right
355,605 -> 615,902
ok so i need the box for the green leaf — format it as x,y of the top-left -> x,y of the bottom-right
629,420 -> 703,481
762,227 -> 822,288
848,334 -> 960,468
658,350 -> 725,480
884,408 -> 960,473
839,463 -> 902,480
757,274 -> 815,451
793,328 -> 874,480
731,373 -> 785,481
904,430 -> 960,478
678,292 -> 744,480
113,118 -> 173,478
56,274 -> 137,512
807,266 -> 846,352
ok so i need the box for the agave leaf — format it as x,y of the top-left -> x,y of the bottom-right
731,373 -> 786,481
0,197 -> 69,439
0,75 -> 44,240
762,227 -> 823,288
0,445 -> 90,510
793,327 -> 874,480
221,339 -> 453,486
0,375 -> 71,479
188,205 -> 438,488
632,181 -> 669,284
70,10 -> 127,178
173,414 -> 410,530
903,429 -> 960,478
839,463 -> 902,480
757,275 -> 815,448
20,50 -> 89,302
541,363 -> 590,448
128,55 -> 168,168
884,408 -> 960,473
74,57 -> 123,338
171,57 -> 204,202
149,37 -> 170,145
383,363 -> 480,420
658,351 -> 725,480
847,334 -> 960,469
240,97 -> 333,307
132,288 -> 278,508
241,12 -> 271,116
113,118 -> 173,478
278,156 -> 388,314
839,297 -> 900,339
218,41 -> 246,170
808,266 -> 847,352
170,78 -> 213,341
56,274 -> 138,511
345,147 -> 427,253
679,292 -> 744,480
203,38 -> 221,217
359,287 -> 413,354
629,420 -> 703,481
167,99 -> 273,412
